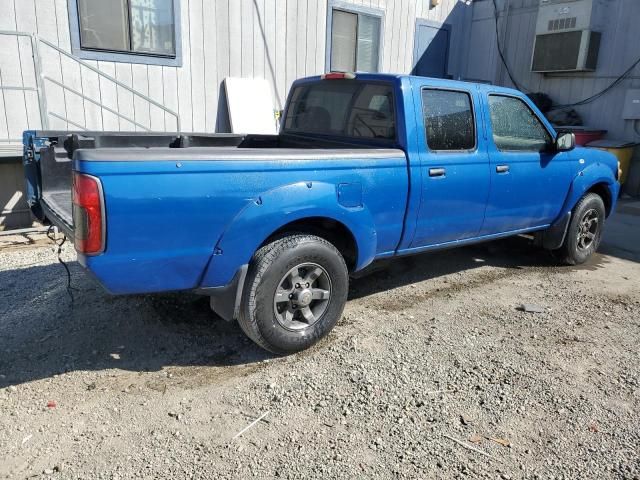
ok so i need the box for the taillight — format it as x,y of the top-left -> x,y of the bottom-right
72,173 -> 105,255
321,72 -> 356,80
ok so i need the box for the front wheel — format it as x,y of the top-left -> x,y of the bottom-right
556,192 -> 606,265
238,234 -> 349,354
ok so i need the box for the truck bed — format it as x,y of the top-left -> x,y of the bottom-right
28,131 -> 404,240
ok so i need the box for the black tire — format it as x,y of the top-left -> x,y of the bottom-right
238,234 -> 349,354
557,193 -> 606,265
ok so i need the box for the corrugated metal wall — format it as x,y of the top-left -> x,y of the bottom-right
0,0 -> 474,137
466,0 -> 640,141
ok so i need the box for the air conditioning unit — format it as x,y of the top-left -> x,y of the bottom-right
531,0 -> 607,73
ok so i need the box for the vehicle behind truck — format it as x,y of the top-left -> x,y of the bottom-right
23,73 -> 620,353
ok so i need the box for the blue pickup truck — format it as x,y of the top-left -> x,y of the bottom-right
23,73 -> 620,354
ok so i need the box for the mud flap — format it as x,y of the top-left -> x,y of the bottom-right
535,211 -> 572,250
195,264 -> 248,322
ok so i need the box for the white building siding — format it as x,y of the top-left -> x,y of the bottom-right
0,0 -> 474,142
3,0 -> 636,142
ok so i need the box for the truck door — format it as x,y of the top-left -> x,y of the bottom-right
408,82 -> 491,248
479,93 -> 571,235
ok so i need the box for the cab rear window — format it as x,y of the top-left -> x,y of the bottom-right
283,80 -> 396,141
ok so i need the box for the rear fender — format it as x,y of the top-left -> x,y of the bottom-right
199,181 -> 377,288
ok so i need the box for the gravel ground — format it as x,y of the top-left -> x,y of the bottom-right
1,233 -> 639,479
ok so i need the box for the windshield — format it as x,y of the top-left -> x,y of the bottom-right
283,80 -> 396,142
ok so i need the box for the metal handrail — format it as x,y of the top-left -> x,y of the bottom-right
0,86 -> 38,92
0,30 -> 181,137
0,30 -> 48,132
44,76 -> 152,132
48,112 -> 87,131
37,37 -> 181,132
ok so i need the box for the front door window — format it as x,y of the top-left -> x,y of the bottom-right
488,95 -> 552,152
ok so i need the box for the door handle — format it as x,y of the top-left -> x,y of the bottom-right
429,167 -> 446,177
496,165 -> 510,173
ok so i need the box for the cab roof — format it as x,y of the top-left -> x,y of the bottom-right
296,72 -> 524,96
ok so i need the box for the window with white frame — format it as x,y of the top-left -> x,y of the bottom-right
72,0 -> 179,65
329,7 -> 382,73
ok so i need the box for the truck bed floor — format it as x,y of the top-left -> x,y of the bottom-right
41,190 -> 72,237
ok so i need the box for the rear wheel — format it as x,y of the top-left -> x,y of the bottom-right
238,234 -> 349,354
557,193 -> 605,265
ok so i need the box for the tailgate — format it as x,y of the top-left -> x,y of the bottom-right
40,144 -> 74,238
23,131 -> 74,238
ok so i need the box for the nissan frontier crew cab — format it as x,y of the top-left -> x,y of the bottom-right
23,73 -> 620,354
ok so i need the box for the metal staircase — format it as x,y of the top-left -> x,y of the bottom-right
0,30 -> 180,158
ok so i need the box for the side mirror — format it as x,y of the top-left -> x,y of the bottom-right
555,132 -> 575,152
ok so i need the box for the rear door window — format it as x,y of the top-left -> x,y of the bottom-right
421,89 -> 475,151
283,80 -> 396,141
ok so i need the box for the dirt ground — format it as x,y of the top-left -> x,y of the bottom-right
1,222 -> 639,479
